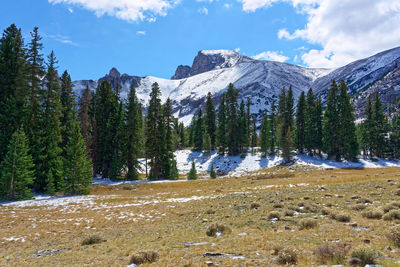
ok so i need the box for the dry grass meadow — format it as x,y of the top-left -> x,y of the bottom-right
1,166 -> 400,266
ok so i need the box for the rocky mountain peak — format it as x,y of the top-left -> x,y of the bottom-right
171,49 -> 251,80
108,67 -> 121,78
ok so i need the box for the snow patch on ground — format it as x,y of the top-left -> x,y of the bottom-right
175,150 -> 400,176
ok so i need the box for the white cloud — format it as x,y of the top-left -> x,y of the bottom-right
48,0 -> 180,22
241,0 -> 400,68
43,33 -> 78,46
67,7 -> 74,13
224,3 -> 232,9
198,6 -> 209,15
234,47 -> 241,52
136,31 -> 146,35
253,51 -> 290,62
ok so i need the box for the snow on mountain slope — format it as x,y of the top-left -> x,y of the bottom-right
73,47 -> 400,124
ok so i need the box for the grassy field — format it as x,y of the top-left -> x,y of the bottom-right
1,167 -> 400,266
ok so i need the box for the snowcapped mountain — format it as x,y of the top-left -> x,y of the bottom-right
73,47 -> 400,125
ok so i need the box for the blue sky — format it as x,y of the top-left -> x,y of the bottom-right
1,0 -> 399,80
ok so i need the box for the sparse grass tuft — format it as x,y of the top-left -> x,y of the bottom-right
383,210 -> 400,221
298,218 -> 318,230
352,203 -> 366,211
206,224 -> 231,237
284,209 -> 295,217
277,248 -> 298,265
251,203 -> 260,210
361,208 -> 383,219
313,243 -> 351,264
81,235 -> 105,246
273,203 -> 283,209
129,251 -> 159,265
387,226 -> 400,247
349,247 -> 379,266
383,201 -> 400,213
268,211 -> 281,220
330,212 -> 351,222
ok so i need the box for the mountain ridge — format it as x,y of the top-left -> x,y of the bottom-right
73,47 -> 400,125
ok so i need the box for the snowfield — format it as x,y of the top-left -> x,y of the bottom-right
174,149 -> 400,176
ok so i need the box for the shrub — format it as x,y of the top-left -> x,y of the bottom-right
383,201 -> 400,213
384,210 -> 400,221
396,189 -> 400,196
251,203 -> 260,210
349,247 -> 379,266
187,161 -> 197,180
313,243 -> 351,264
352,204 -> 366,211
81,235 -> 105,246
277,248 -> 298,265
298,218 -> 318,230
273,203 -> 283,209
206,224 -> 231,237
330,212 -> 351,222
284,209 -> 295,217
387,226 -> 400,247
272,245 -> 283,255
321,208 -> 331,216
268,211 -> 281,220
361,208 -> 383,219
130,251 -> 159,265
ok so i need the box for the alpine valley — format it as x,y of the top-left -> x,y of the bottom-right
73,47 -> 400,125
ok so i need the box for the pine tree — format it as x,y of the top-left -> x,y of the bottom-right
162,98 -> 178,179
360,96 -> 373,157
250,116 -> 257,153
238,100 -> 248,153
37,51 -> 64,194
0,24 -> 28,162
93,80 -> 119,178
109,100 -> 125,180
370,93 -> 389,158
210,163 -> 216,179
203,133 -> 211,155
188,116 -> 196,147
205,92 -> 217,149
277,87 -> 294,160
78,85 -> 91,152
0,129 -> 34,200
246,98 -> 251,146
226,84 -> 239,155
260,112 -> 269,157
178,122 -> 185,148
60,70 -> 76,156
323,80 -> 340,160
390,115 -> 400,159
269,100 -> 276,153
26,27 -> 45,174
194,109 -> 204,151
295,91 -> 306,153
313,97 -> 323,156
304,88 -> 315,154
337,80 -> 358,161
217,94 -> 227,155
187,161 -> 197,180
124,85 -> 143,180
64,117 -> 92,195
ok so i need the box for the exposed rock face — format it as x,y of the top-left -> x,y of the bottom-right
171,65 -> 191,80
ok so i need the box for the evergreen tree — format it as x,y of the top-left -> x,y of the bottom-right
313,97 -> 323,156
205,92 -> 217,149
217,94 -> 227,155
187,161 -> 197,180
0,129 -> 34,200
246,98 -> 251,146
109,89 -> 125,180
37,51 -> 64,194
124,85 -> 143,180
370,93 -> 389,157
260,112 -> 269,157
337,80 -> 358,161
304,88 -> 315,154
78,85 -> 91,152
178,122 -> 185,148
323,80 -> 340,160
26,27 -> 45,173
226,84 -> 239,155
238,100 -> 248,153
203,133 -> 211,155
269,100 -> 276,153
390,115 -> 400,159
60,70 -> 75,156
360,96 -> 373,157
162,98 -> 178,179
0,24 -> 28,162
194,109 -> 204,151
210,163 -> 216,179
277,87 -> 294,160
295,91 -> 306,153
250,116 -> 257,153
188,116 -> 196,147
64,117 -> 92,195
